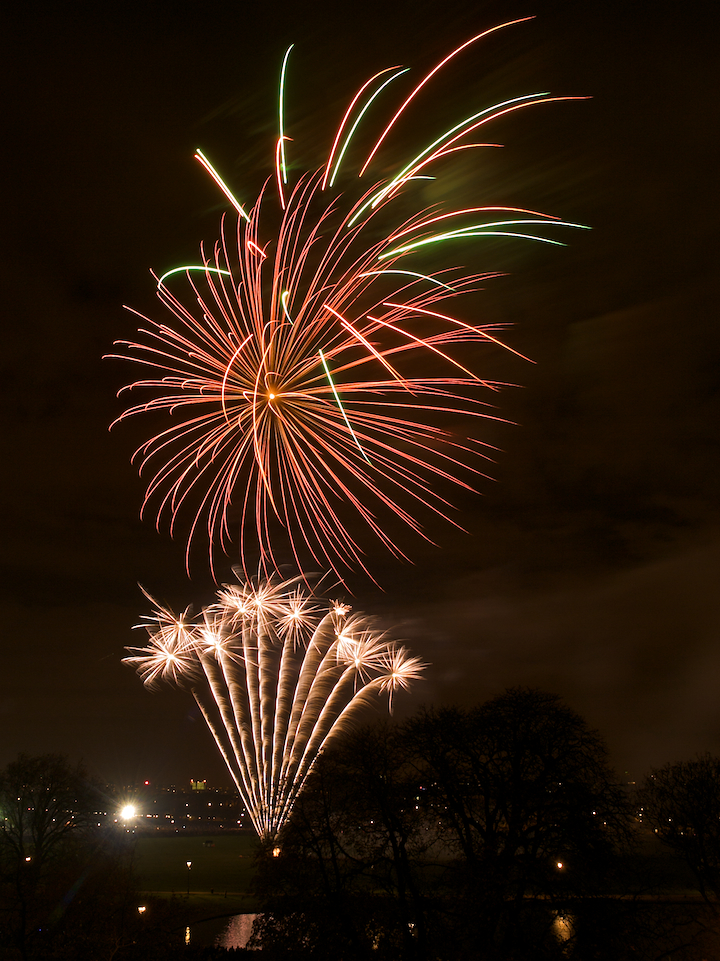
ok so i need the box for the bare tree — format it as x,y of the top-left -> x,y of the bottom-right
403,689 -> 633,959
252,690 -> 633,960
639,753 -> 720,903
0,753 -> 105,960
0,753 -> 101,874
252,723 -> 433,960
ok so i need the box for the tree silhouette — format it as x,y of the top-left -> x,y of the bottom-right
0,753 -> 101,876
252,689 -> 632,960
0,753 -> 134,961
639,753 -> 720,903
403,688 -> 632,959
252,722 -> 431,959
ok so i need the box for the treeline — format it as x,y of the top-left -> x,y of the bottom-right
3,689 -> 720,959
251,688 -> 720,960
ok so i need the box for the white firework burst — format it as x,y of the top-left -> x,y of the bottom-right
123,574 -> 424,840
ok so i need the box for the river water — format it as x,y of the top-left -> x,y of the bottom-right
215,913 -> 260,949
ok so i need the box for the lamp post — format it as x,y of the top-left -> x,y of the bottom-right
186,860 -> 192,895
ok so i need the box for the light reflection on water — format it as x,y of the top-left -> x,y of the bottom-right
216,913 -> 260,950
214,910 -> 577,951
552,911 -> 575,942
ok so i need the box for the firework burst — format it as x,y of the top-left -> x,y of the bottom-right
109,19 -> 586,583
124,576 -> 424,841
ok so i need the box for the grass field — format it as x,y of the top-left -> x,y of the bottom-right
132,833 -> 262,946
134,832 -> 260,898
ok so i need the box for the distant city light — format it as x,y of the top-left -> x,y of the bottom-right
120,804 -> 136,819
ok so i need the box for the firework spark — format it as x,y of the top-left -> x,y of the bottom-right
124,576 -> 424,841
109,20 -> 586,582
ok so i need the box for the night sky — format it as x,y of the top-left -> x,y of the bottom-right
3,0 -> 718,788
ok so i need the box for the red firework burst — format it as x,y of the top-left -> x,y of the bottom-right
108,19 -> 586,583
